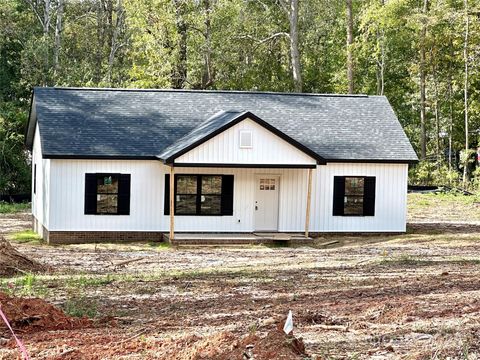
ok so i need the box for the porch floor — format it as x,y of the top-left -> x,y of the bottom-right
164,232 -> 313,246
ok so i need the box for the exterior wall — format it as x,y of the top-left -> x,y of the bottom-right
47,159 -> 408,235
48,160 -> 310,232
312,163 -> 408,232
170,167 -> 310,232
49,160 -> 164,231
31,124 -> 51,235
175,118 -> 317,166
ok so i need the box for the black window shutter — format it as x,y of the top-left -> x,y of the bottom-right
221,175 -> 234,215
363,176 -> 376,216
332,176 -> 345,216
164,174 -> 170,215
118,174 -> 131,215
84,174 -> 97,214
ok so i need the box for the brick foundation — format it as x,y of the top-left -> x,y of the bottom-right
45,230 -> 165,244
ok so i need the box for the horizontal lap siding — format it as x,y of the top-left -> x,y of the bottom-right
175,119 -> 316,166
314,163 -> 408,232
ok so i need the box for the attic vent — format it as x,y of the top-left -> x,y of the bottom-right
239,130 -> 253,148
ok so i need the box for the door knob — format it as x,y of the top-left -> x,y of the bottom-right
255,206 -> 258,211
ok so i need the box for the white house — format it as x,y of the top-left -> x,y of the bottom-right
25,87 -> 418,244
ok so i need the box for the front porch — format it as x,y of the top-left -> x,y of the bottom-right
164,232 -> 313,246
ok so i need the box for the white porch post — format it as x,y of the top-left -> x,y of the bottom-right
305,168 -> 313,237
169,165 -> 175,241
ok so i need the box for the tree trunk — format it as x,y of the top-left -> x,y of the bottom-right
448,78 -> 454,170
419,0 -> 428,160
431,47 -> 440,167
95,0 -> 106,83
289,0 -> 302,92
42,0 -> 51,85
53,0 -> 64,81
173,0 -> 188,89
201,0 -> 214,89
463,0 -> 470,186
107,0 -> 124,84
346,0 -> 354,94
376,0 -> 385,95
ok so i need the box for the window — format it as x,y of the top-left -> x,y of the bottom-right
97,175 -> 119,214
164,174 -> 234,216
85,173 -> 131,215
333,176 -> 376,216
239,130 -> 253,148
259,178 -> 276,191
344,177 -> 364,215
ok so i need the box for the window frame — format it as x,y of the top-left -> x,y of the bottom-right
85,173 -> 131,216
173,174 -> 224,216
332,176 -> 376,217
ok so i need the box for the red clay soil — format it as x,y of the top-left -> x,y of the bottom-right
0,292 -> 92,335
156,327 -> 308,360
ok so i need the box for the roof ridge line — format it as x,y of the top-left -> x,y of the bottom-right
35,86 -> 370,98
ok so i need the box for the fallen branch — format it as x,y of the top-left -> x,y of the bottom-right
113,257 -> 145,267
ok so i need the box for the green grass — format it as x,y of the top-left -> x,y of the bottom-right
65,274 -> 114,288
408,192 -> 480,222
0,273 -> 49,297
64,295 -> 98,318
0,201 -> 30,214
10,230 -> 42,244
147,241 -> 171,249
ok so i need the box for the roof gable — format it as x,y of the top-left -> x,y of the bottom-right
158,110 -> 325,164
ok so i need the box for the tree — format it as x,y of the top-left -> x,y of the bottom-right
346,0 -> 354,93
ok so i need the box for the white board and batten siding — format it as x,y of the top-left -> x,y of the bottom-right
48,160 -> 164,231
175,118 -> 316,166
313,163 -> 408,232
31,124 -> 51,233
45,161 -> 408,233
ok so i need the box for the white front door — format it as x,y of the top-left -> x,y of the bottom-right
254,176 -> 280,231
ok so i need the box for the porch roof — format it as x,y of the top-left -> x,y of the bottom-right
157,110 -> 325,165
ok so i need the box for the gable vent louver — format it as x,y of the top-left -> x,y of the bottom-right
239,130 -> 253,148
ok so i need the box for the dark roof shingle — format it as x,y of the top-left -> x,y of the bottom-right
27,87 -> 418,162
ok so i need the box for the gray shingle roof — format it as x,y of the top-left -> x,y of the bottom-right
158,110 -> 246,161
27,87 -> 418,162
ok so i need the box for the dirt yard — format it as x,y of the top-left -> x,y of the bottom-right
1,193 -> 480,359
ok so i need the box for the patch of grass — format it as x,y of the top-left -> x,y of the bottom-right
66,274 -> 114,288
378,254 -> 432,266
11,230 -> 42,244
0,201 -> 30,214
147,241 -> 171,249
1,273 -> 49,297
64,295 -> 98,318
